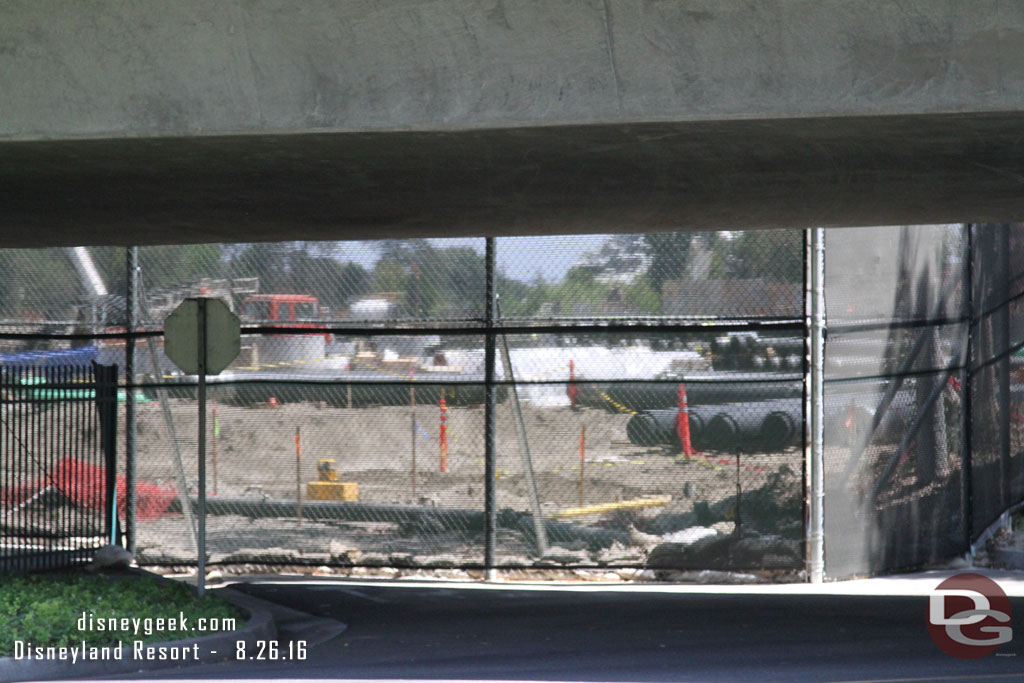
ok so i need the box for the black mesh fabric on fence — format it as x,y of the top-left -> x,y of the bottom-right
822,225 -> 969,578
820,223 -> 1024,579
969,223 -> 1024,540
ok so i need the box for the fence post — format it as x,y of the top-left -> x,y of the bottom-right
95,363 -> 120,547
125,245 -> 138,555
999,224 -> 1012,518
484,236 -> 497,580
963,224 -> 975,557
808,227 -> 826,584
138,289 -> 198,557
496,298 -> 548,557
196,299 -> 208,598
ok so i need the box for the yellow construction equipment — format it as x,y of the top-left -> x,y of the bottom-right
306,459 -> 359,501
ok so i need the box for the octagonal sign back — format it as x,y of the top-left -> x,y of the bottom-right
164,297 -> 240,375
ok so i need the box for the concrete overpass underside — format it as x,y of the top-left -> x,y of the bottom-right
2,0 -> 1024,247
3,112 -> 1024,247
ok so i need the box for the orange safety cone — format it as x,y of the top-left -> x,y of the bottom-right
439,397 -> 449,473
676,384 -> 694,459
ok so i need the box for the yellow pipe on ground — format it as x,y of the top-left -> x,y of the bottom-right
547,495 -> 671,519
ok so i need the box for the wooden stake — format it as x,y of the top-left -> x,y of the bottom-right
578,425 -> 586,507
735,450 -> 742,537
211,402 -> 218,496
440,397 -> 448,473
410,368 -> 417,499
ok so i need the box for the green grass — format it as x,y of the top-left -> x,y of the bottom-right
0,571 -> 244,656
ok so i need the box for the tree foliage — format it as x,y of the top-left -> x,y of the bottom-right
371,240 -> 485,317
643,232 -> 692,303
228,242 -> 371,313
724,230 -> 803,282
0,231 -> 806,328
0,249 -> 81,320
91,244 -> 223,296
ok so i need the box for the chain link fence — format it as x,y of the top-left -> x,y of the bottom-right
0,232 -> 808,577
10,226 -> 1024,580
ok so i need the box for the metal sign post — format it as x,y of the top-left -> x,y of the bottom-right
125,246 -> 138,555
807,228 -> 826,584
165,297 -> 240,597
196,299 -> 207,596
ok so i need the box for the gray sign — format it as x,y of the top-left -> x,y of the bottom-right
164,297 -> 240,375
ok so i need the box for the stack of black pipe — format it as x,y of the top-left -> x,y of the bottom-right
626,398 -> 802,453
619,332 -> 807,453
710,334 -> 803,372
600,373 -> 802,413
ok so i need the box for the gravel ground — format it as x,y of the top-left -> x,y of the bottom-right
117,396 -> 803,571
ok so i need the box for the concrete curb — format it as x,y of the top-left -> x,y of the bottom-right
0,584 -> 276,683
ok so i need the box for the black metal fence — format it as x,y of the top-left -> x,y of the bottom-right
0,363 -> 118,572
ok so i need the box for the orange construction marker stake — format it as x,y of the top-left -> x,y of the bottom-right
676,384 -> 694,459
439,397 -> 449,473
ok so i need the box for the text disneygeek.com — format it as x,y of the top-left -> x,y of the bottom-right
11,610 -> 239,664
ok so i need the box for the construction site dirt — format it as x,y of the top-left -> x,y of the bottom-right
123,396 -> 806,575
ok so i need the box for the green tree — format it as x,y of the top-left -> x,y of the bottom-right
370,241 -> 493,317
288,254 -> 370,314
643,232 -> 692,306
498,271 -> 550,317
90,244 -> 223,296
0,248 -> 81,320
725,230 -> 803,282
228,242 -> 293,291
229,242 -> 372,313
372,260 -> 409,296
624,279 -> 660,314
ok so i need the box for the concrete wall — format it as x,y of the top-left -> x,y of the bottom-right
2,1 -> 1024,246
3,0 -> 1024,140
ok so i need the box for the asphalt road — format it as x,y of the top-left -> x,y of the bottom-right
84,578 -> 1024,683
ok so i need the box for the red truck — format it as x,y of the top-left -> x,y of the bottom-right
241,294 -> 331,341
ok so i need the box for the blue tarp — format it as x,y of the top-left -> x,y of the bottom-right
0,345 -> 98,367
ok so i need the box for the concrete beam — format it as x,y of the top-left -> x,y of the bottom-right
2,1 -> 1024,246
3,0 -> 1024,140
2,114 -> 1023,248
